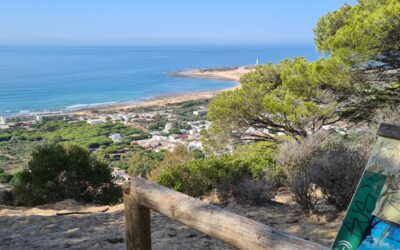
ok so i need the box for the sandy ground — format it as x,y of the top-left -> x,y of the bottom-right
0,189 -> 343,249
73,67 -> 251,115
170,67 -> 252,82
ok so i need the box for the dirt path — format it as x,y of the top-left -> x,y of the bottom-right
0,191 -> 343,249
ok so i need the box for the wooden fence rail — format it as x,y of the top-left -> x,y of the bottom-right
124,177 -> 330,250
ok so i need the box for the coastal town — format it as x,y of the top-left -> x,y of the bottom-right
0,98 -> 212,182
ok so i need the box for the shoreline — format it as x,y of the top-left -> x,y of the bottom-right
73,66 -> 252,115
0,66 -> 252,117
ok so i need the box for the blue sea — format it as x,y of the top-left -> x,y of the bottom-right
0,45 -> 319,115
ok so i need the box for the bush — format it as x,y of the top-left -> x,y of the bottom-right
149,144 -> 193,181
128,151 -> 158,178
233,177 -> 277,205
278,134 -> 329,212
310,135 -> 370,210
0,173 -> 13,184
155,144 -> 279,203
0,133 -> 11,142
0,190 -> 13,205
155,156 -> 245,197
12,144 -> 121,206
232,142 -> 284,186
278,132 -> 373,212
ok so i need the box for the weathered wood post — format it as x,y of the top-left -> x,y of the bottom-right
124,188 -> 152,250
126,177 -> 329,250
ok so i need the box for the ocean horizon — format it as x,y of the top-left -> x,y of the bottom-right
0,45 -> 320,116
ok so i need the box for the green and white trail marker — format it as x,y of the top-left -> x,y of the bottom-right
333,123 -> 400,250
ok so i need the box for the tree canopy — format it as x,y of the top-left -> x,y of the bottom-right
314,0 -> 400,72
206,0 -> 400,147
207,58 -> 351,143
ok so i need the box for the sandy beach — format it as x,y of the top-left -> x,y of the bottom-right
73,66 -> 252,115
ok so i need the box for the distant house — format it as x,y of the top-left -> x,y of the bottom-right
163,122 -> 174,133
193,110 -> 207,116
169,134 -> 180,140
87,119 -> 105,125
109,133 -> 123,143
0,111 -> 72,124
179,134 -> 189,139
189,141 -> 203,150
112,168 -> 130,181
36,112 -> 72,123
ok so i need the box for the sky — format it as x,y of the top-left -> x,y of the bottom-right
0,0 -> 356,46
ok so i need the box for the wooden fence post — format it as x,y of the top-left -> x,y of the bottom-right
124,188 -> 152,250
127,177 -> 329,250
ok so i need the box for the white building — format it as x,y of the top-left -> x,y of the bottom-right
193,110 -> 207,116
189,141 -> 203,150
0,114 -> 35,123
110,133 -> 123,143
0,111 -> 71,124
163,122 -> 174,133
87,119 -> 105,125
36,112 -> 72,123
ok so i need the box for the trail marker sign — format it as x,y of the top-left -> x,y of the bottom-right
333,123 -> 400,250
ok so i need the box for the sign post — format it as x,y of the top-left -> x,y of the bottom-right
333,123 -> 400,250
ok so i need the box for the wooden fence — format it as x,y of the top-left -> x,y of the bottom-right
124,177 -> 329,250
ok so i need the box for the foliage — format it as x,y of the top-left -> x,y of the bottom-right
0,140 -> 43,170
207,58 -> 350,146
278,136 -> 321,213
0,190 -> 13,205
147,114 -> 167,131
278,132 -> 373,212
12,144 -> 121,206
0,173 -> 13,184
232,142 -> 283,185
149,144 -> 193,181
0,134 -> 12,142
153,142 -> 279,203
173,99 -> 210,121
207,0 -> 400,147
233,178 -> 277,205
155,155 -> 247,197
128,150 -> 159,178
315,0 -> 400,71
314,0 -> 400,121
310,135 -> 370,210
0,121 -> 150,170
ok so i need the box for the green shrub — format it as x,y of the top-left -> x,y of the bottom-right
12,144 -> 121,206
153,142 -> 280,203
0,173 -> 13,184
0,190 -> 13,205
149,145 -> 193,181
128,151 -> 159,178
156,156 -> 243,197
0,133 -> 12,142
232,142 -> 284,186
